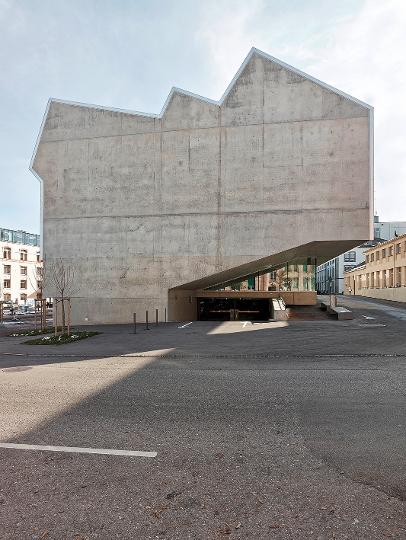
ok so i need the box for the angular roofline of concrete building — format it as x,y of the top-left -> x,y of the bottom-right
29,47 -> 373,174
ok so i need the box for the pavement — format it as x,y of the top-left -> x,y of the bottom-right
0,295 -> 406,539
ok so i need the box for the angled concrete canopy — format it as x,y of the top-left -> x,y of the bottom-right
31,48 -> 373,323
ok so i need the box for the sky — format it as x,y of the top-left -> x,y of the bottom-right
1,0 -> 405,234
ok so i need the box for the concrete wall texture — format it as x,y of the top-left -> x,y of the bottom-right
31,48 -> 373,323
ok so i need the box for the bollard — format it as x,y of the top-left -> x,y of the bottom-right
165,307 -> 167,322
156,308 -> 159,326
145,310 -> 150,330
133,312 -> 136,334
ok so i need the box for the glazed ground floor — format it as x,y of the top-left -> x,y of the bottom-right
169,289 -> 317,322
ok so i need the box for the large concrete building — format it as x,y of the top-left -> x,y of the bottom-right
31,48 -> 373,323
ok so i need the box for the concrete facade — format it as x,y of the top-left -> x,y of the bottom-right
31,48 -> 373,323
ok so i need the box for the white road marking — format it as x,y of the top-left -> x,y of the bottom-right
0,442 -> 157,458
242,321 -> 249,328
357,323 -> 386,328
362,315 -> 375,320
178,322 -> 193,328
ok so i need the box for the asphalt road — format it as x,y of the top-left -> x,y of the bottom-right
0,296 -> 406,539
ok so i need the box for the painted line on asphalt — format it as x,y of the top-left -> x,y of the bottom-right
362,315 -> 375,320
242,321 -> 249,328
177,322 -> 193,328
0,442 -> 157,458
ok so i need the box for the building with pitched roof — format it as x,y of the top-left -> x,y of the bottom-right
31,48 -> 373,323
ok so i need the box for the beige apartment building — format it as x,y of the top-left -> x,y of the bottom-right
1,228 -> 42,305
344,234 -> 406,302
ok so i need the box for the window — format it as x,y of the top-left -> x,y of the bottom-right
3,293 -> 11,301
366,255 -> 369,263
344,251 -> 356,262
20,293 -> 27,302
396,243 -> 401,254
389,246 -> 393,257
396,267 -> 402,287
20,266 -> 27,275
376,251 -> 380,261
370,253 -> 374,262
20,280 -> 27,289
344,265 -> 355,272
303,277 -> 309,290
3,247 -> 11,259
20,250 -> 27,261
291,277 -> 299,289
3,265 -> 11,274
382,248 -> 386,258
382,270 -> 387,288
4,279 -> 11,288
36,253 -> 40,262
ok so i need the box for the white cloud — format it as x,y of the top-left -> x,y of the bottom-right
196,0 -> 406,221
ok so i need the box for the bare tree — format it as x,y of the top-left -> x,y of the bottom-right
47,259 -> 78,331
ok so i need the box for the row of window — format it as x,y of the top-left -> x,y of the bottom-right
3,279 -> 42,289
366,241 -> 405,263
2,247 -> 40,262
3,265 -> 42,276
351,267 -> 405,289
2,293 -> 30,302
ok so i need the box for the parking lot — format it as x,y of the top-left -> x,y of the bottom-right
1,296 -> 406,539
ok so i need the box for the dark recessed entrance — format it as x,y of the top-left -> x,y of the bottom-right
198,298 -> 270,321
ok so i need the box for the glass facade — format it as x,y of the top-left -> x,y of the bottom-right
0,228 -> 40,247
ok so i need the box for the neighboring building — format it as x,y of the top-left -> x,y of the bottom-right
344,234 -> 406,302
31,47 -> 373,323
316,216 -> 406,294
316,240 -> 380,294
0,228 -> 42,305
373,219 -> 406,241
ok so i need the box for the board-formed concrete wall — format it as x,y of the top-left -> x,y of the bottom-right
31,48 -> 373,323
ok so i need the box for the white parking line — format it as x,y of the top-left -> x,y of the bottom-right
362,315 -> 375,320
242,321 -> 249,328
0,442 -> 157,458
178,322 -> 193,328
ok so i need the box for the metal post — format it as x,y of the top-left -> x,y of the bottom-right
67,299 -> 71,336
54,300 -> 58,336
145,310 -> 149,330
156,308 -> 159,326
43,299 -> 46,330
133,312 -> 136,334
165,307 -> 167,322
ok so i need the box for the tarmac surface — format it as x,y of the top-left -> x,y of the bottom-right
0,295 -> 406,539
